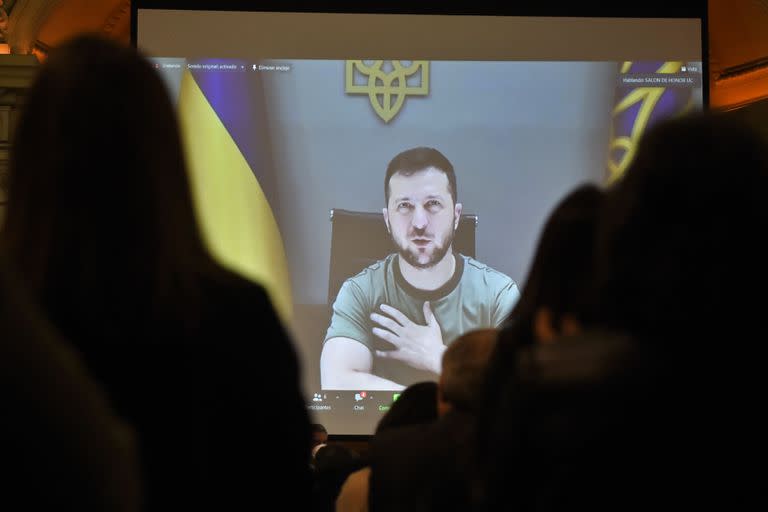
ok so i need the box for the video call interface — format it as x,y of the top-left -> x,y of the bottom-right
139,9 -> 704,435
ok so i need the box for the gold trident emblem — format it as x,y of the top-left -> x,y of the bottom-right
345,60 -> 429,123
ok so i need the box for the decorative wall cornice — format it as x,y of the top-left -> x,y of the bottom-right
0,53 -> 37,205
5,0 -> 61,54
103,0 -> 130,38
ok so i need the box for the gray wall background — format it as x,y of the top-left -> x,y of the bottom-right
259,60 -> 618,306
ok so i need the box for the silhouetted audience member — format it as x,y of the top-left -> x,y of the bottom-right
336,381 -> 438,512
589,110 -> 768,507
311,423 -> 331,476
0,35 -> 311,510
595,111 -> 768,343
499,183 -> 604,345
477,322 -> 644,512
311,423 -> 330,465
312,443 -> 365,512
0,256 -> 141,511
364,329 -> 498,512
478,112 -> 768,511
312,423 -> 330,449
374,380 -> 439,434
475,184 -> 604,509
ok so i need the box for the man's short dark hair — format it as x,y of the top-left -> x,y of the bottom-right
384,147 -> 457,205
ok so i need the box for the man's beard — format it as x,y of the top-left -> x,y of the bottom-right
393,222 -> 456,269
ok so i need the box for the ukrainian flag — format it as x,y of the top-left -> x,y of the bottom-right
606,61 -> 695,184
176,60 -> 293,323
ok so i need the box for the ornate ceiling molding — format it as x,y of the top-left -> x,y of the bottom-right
102,0 -> 130,39
5,0 -> 61,55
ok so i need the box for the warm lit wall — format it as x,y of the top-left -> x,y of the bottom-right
34,0 -> 129,54
709,0 -> 768,108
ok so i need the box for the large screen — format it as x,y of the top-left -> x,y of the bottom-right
135,6 -> 705,435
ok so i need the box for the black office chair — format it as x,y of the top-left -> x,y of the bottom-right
327,208 -> 477,304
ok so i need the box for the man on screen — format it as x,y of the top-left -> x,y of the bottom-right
320,147 -> 520,390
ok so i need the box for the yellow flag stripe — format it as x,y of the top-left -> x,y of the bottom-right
177,70 -> 293,323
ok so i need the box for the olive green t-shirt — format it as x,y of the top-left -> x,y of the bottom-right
324,253 -> 520,386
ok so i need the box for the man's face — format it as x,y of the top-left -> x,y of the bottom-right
384,167 -> 462,269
